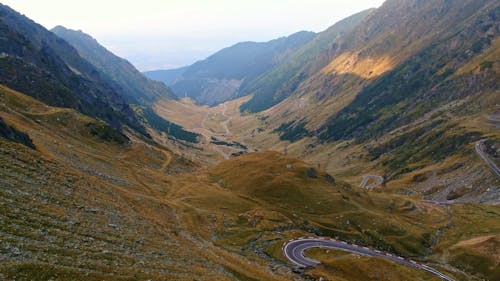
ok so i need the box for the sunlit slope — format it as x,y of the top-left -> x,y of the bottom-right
0,4 -> 144,133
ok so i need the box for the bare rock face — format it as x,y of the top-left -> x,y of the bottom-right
0,118 -> 35,149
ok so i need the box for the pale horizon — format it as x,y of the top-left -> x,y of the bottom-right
2,0 -> 385,71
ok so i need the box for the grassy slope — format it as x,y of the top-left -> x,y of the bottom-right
0,85 -> 290,281
174,151 -> 500,280
1,85 -> 499,280
235,0 -> 500,204
305,248 -> 441,281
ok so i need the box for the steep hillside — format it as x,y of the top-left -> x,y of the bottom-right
0,4 -> 144,134
1,1 -> 499,281
222,0 -> 499,203
240,8 -> 374,113
169,31 -> 316,105
318,0 -> 499,142
51,26 -> 176,104
143,66 -> 188,86
49,25 -> 198,143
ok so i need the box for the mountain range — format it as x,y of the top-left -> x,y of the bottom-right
146,31 -> 316,105
51,26 -> 176,105
151,0 -> 499,203
0,3 -> 143,133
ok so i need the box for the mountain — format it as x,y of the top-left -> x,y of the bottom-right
50,26 -> 198,143
168,31 -> 316,105
153,0 -> 499,204
1,1 -> 500,281
239,8 -> 374,113
51,26 -> 176,104
0,4 -> 144,134
315,0 -> 499,141
273,0 -> 499,199
305,0 -> 499,189
143,66 -> 188,86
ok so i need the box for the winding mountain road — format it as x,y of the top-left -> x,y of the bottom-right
475,139 -> 500,177
283,237 -> 455,281
360,175 -> 384,190
192,103 -> 234,159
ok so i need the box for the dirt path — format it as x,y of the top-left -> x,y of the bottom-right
194,103 -> 232,159
157,148 -> 172,171
220,102 -> 231,135
360,175 -> 384,190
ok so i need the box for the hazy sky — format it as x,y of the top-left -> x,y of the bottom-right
3,0 -> 384,71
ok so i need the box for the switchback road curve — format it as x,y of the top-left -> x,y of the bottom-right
283,237 -> 455,281
475,139 -> 500,177
360,175 -> 384,190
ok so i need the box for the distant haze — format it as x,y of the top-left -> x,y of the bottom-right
3,0 -> 384,71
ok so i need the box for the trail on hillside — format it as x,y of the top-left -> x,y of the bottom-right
360,175 -> 384,190
156,147 -> 172,171
196,103 -> 231,159
220,102 -> 231,135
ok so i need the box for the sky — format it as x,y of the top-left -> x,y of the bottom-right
3,0 -> 385,71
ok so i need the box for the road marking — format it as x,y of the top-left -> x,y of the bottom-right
283,238 -> 456,281
475,139 -> 500,177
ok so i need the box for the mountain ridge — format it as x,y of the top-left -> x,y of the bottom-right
163,31 -> 316,105
51,25 -> 176,104
0,3 -> 144,134
50,25 -> 199,143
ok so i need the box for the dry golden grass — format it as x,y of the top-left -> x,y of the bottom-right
306,248 -> 441,281
321,52 -> 395,78
2,84 -> 498,280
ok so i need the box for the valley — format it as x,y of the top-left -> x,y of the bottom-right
0,1 -> 499,281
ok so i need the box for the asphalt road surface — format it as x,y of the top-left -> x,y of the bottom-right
360,175 -> 384,190
475,139 -> 500,177
283,237 -> 455,281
